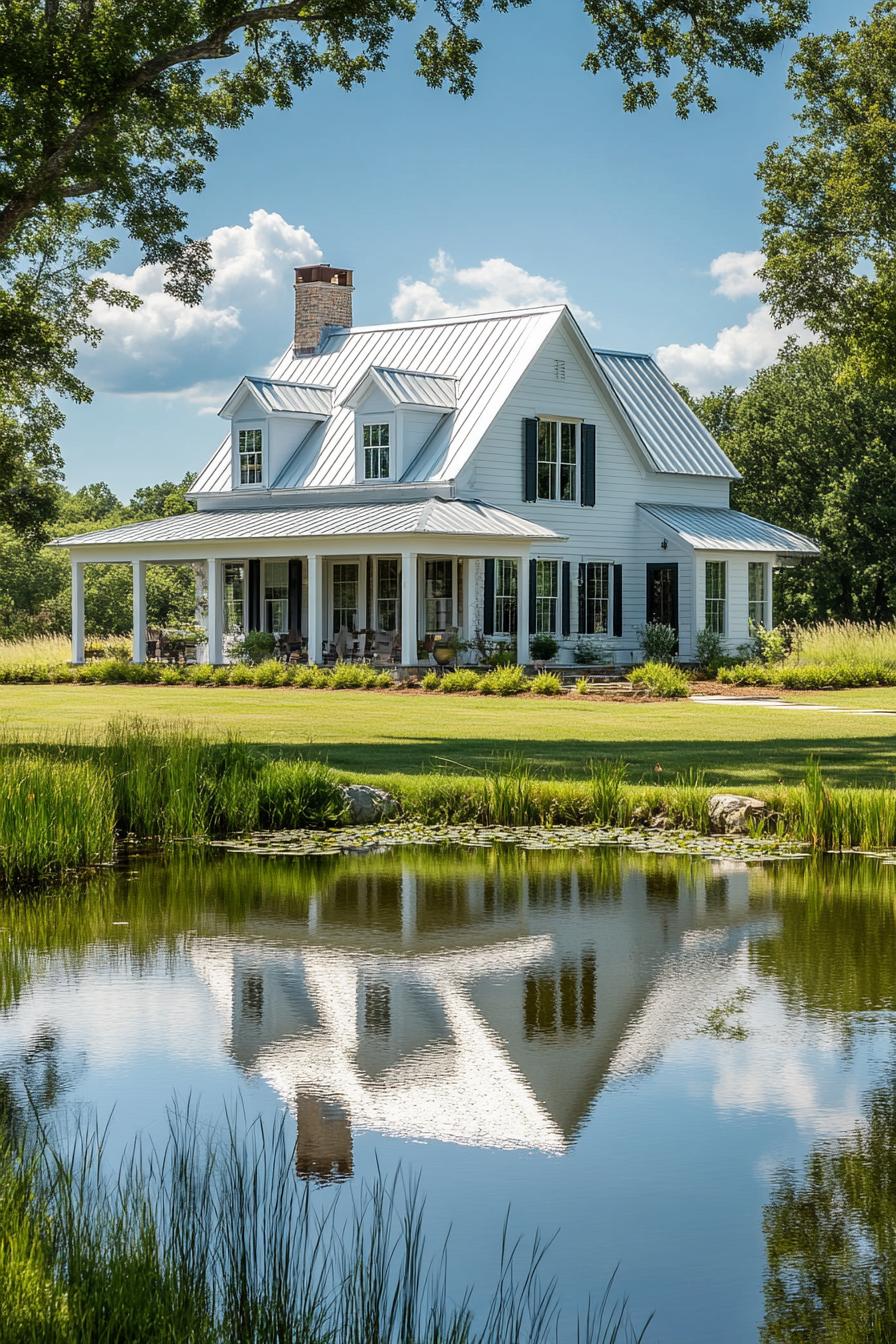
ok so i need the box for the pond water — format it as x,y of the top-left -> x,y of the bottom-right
2,842 -> 896,1342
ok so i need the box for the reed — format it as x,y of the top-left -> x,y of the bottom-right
589,759 -> 630,826
0,1108 -> 650,1343
0,754 -> 114,886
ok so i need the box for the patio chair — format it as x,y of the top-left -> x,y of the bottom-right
373,631 -> 396,664
334,625 -> 352,660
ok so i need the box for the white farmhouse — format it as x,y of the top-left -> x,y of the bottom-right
57,264 -> 818,666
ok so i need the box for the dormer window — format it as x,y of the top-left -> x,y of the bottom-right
363,422 -> 390,480
238,427 -> 264,485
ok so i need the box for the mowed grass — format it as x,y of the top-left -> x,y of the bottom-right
3,683 -> 896,787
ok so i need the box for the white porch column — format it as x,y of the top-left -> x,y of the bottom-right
516,554 -> 530,666
71,558 -> 85,664
206,558 -> 222,665
463,558 -> 477,643
400,550 -> 418,666
131,560 -> 147,663
306,552 -> 322,664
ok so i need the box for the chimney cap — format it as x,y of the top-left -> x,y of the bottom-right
295,264 -> 353,287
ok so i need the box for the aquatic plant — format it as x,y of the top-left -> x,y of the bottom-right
0,1108 -> 651,1344
0,754 -> 114,886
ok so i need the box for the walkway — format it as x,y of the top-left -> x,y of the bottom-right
690,695 -> 896,718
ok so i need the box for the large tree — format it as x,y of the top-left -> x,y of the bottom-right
0,0 -> 806,540
688,341 -> 896,624
760,2 -> 896,386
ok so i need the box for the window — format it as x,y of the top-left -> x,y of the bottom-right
535,559 -> 559,634
705,561 -> 727,635
376,558 -> 399,633
223,563 -> 245,633
332,562 -> 359,633
238,428 -> 263,485
494,559 -> 518,635
581,562 -> 609,635
424,559 -> 453,633
264,561 -> 289,634
537,420 -> 577,501
748,562 -> 768,630
363,422 -> 390,479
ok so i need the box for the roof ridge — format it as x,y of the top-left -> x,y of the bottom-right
314,303 -> 566,343
373,365 -> 458,380
592,347 -> 653,360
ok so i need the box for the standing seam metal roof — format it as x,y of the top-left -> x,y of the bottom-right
638,503 -> 819,553
594,350 -> 741,480
53,498 -> 562,548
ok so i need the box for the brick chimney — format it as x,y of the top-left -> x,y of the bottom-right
293,264 -> 353,355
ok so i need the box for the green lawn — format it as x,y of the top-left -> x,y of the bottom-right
3,683 -> 896,788
783,686 -> 896,710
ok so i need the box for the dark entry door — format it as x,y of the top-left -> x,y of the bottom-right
646,563 -> 679,641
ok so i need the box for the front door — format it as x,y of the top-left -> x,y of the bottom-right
645,563 -> 679,642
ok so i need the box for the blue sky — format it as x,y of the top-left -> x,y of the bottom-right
62,0 -> 859,496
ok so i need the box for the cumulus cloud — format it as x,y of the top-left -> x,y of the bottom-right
709,249 -> 764,300
655,248 -> 804,396
391,250 -> 598,330
81,210 -> 323,395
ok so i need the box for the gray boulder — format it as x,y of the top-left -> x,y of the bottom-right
708,793 -> 769,834
339,783 -> 399,824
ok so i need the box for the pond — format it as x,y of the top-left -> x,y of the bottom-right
2,841 -> 896,1342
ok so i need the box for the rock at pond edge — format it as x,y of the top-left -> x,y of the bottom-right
707,793 -> 769,835
339,784 -> 399,824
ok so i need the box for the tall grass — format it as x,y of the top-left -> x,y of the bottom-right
789,620 -> 896,668
0,754 -> 114,884
0,634 -> 71,665
0,1108 -> 650,1343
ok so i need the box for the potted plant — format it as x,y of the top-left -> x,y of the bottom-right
431,631 -> 458,667
529,633 -> 559,666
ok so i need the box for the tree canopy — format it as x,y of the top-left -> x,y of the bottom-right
760,2 -> 896,386
687,340 -> 896,624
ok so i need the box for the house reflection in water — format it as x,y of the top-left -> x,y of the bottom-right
191,853 -> 770,1180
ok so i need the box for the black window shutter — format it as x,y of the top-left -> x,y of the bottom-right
523,419 -> 538,502
561,561 -> 571,637
578,563 -> 590,635
248,559 -> 261,631
288,558 -> 302,633
581,424 -> 596,507
483,559 -> 495,636
612,565 -> 623,638
529,558 -> 537,634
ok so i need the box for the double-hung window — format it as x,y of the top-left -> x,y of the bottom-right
363,423 -> 390,479
264,561 -> 289,634
748,562 -> 768,630
537,420 -> 577,501
333,563 -> 359,633
494,559 -> 518,635
376,558 -> 399,633
535,559 -> 559,634
424,559 -> 453,634
705,561 -> 727,635
238,428 -> 263,485
223,563 -> 245,633
581,562 -> 610,635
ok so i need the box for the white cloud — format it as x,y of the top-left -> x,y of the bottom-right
709,249 -> 764,300
391,250 -> 598,330
82,210 -> 323,395
655,247 -> 806,396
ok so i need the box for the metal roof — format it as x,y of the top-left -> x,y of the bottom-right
594,350 -> 741,479
54,497 -> 562,548
219,376 -> 333,419
638,503 -> 819,554
191,306 -> 563,494
368,367 -> 457,410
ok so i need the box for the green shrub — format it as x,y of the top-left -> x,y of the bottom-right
159,666 -> 183,685
185,663 -> 216,686
637,622 -> 678,664
717,660 -> 896,690
529,633 -> 559,662
439,668 -> 482,694
226,662 -> 255,686
695,627 -> 724,677
530,671 -> 563,696
375,671 -> 394,689
575,677 -> 589,694
256,758 -> 346,828
75,659 -> 161,685
250,658 -> 289,687
230,629 -> 277,664
754,624 -> 788,663
627,661 -> 690,698
573,637 -> 608,664
421,671 -> 440,691
328,661 -> 380,689
717,661 -> 772,686
479,665 -> 529,696
288,664 -> 317,688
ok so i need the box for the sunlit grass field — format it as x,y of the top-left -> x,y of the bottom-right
2,682 -> 896,788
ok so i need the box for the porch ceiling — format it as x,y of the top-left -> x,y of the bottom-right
53,496 -> 563,551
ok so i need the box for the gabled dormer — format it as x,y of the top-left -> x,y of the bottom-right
343,367 -> 457,485
218,377 -> 333,490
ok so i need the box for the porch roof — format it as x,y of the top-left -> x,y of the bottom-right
638,503 -> 820,555
53,497 -> 562,550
